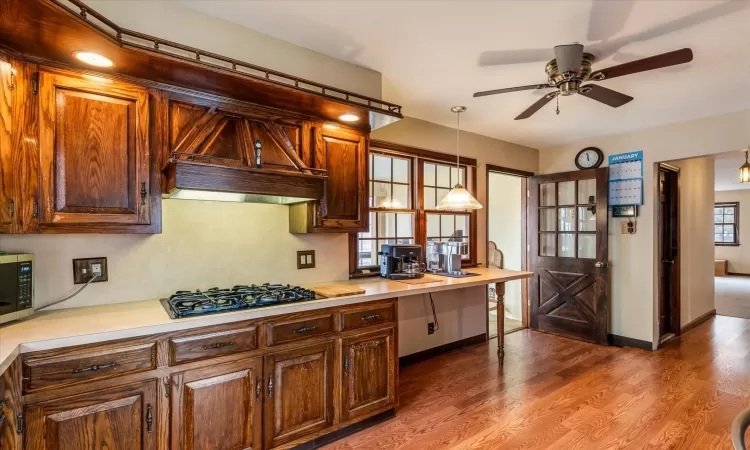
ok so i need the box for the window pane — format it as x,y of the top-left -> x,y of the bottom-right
424,163 -> 436,186
372,182 -> 391,208
450,166 -> 463,186
396,213 -> 414,238
373,154 -> 391,181
715,214 -> 724,224
437,188 -> 451,205
456,215 -> 469,237
441,214 -> 455,237
715,225 -> 724,241
578,179 -> 596,204
360,212 -> 375,238
558,181 -> 575,205
392,184 -> 409,209
369,154 -> 374,179
540,234 -> 556,256
426,213 -> 440,237
540,183 -> 555,206
559,233 -> 575,257
393,157 -> 409,184
724,213 -> 735,224
540,208 -> 556,232
578,234 -> 596,259
378,212 -> 396,237
724,225 -> 735,241
578,207 -> 596,232
437,164 -> 451,188
724,207 -> 735,216
558,207 -> 575,232
424,187 -> 436,209
358,239 -> 376,267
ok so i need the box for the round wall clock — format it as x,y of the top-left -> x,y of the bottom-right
575,147 -> 604,170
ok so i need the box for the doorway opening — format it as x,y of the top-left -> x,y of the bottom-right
486,165 -> 532,338
658,163 -> 681,344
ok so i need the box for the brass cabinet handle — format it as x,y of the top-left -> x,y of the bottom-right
293,325 -> 316,334
32,199 -> 38,219
361,314 -> 380,321
73,362 -> 116,374
267,376 -> 273,398
140,182 -> 147,206
344,356 -> 349,376
202,341 -> 234,350
255,376 -> 261,402
146,404 -> 153,433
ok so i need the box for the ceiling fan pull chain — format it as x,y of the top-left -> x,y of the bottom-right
556,95 -> 560,116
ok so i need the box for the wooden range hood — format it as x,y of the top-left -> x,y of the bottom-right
0,0 -> 403,130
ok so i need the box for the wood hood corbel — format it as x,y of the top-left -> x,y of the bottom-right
0,0 -> 403,130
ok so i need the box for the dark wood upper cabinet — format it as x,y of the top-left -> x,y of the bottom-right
24,379 -> 158,450
171,359 -> 262,450
37,70 -> 151,228
263,341 -> 335,449
341,327 -> 397,422
0,57 -> 14,233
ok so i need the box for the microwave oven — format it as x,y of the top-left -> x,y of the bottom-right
0,253 -> 34,325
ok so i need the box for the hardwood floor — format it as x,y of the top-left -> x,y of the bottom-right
323,315 -> 750,449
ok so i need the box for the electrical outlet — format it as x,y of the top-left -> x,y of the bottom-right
73,257 -> 108,284
297,250 -> 315,269
427,323 -> 435,335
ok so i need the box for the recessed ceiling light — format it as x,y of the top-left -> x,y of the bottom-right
323,123 -> 340,130
73,51 -> 114,67
338,114 -> 359,122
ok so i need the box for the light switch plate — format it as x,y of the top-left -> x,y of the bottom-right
73,257 -> 109,284
297,250 -> 315,269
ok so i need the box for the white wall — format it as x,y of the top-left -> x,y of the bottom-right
716,189 -> 750,274
667,157 -> 716,326
83,0 -> 382,99
0,200 -> 349,309
487,172 -> 523,320
397,286 -> 486,356
540,109 -> 750,347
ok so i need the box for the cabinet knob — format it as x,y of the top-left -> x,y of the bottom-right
140,182 -> 147,206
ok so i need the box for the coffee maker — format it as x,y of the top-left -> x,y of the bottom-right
379,244 -> 425,280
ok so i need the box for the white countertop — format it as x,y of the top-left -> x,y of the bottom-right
0,267 -> 531,374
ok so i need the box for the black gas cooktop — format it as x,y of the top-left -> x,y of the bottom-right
160,284 -> 323,319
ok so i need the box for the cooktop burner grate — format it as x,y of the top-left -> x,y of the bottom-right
161,284 -> 322,319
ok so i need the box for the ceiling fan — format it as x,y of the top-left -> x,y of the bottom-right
473,44 -> 693,120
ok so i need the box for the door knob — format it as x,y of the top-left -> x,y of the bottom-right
595,262 -> 607,268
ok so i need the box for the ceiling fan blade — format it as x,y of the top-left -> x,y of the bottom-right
554,44 -> 584,74
515,92 -> 559,120
473,84 -> 550,98
579,84 -> 633,107
587,0 -> 635,41
593,48 -> 693,80
478,48 -> 553,67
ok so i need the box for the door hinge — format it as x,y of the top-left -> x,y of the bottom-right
344,355 -> 349,376
32,199 -> 38,219
140,182 -> 147,206
8,68 -> 15,91
255,376 -> 261,402
163,377 -> 170,398
267,376 -> 273,398
31,72 -> 39,95
146,404 -> 153,433
16,413 -> 23,434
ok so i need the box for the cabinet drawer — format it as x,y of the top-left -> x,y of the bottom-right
170,325 -> 258,365
22,342 -> 156,393
339,303 -> 395,332
266,314 -> 334,346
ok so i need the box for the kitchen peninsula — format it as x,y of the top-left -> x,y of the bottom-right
0,268 -> 530,449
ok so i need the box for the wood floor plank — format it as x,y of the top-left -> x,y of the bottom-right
322,316 -> 749,450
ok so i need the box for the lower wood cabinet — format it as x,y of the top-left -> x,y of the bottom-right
341,328 -> 396,422
24,380 -> 158,450
170,359 -> 262,450
263,341 -> 334,449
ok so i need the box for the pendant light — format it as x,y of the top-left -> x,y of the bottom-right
741,149 -> 750,184
436,106 -> 483,211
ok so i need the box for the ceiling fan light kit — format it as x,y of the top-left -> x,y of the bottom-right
436,106 -> 483,211
473,45 -> 693,120
740,150 -> 750,184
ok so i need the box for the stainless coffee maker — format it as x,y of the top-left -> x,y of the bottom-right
426,241 -> 475,277
379,244 -> 425,280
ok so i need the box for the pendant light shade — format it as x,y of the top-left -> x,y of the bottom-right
436,106 -> 483,211
741,150 -> 750,184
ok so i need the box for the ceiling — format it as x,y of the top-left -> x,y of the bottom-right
715,150 -> 750,191
180,0 -> 750,149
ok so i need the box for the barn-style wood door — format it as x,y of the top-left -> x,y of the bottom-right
529,168 -> 609,345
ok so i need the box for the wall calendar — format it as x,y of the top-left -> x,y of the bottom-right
608,151 -> 643,206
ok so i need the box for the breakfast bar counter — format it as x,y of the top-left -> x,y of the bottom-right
0,267 -> 531,374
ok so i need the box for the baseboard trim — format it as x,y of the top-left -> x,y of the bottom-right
608,333 -> 653,351
291,409 -> 396,450
681,309 -> 716,334
399,333 -> 487,367
728,272 -> 750,277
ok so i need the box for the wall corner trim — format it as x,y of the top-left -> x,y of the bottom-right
607,333 -> 653,351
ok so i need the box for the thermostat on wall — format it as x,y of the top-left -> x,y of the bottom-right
612,205 -> 638,218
